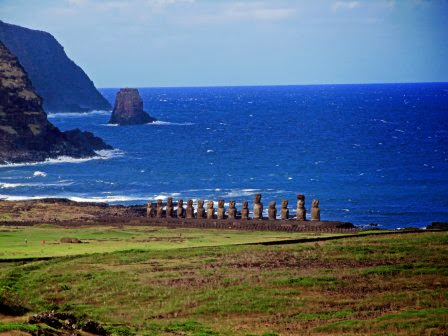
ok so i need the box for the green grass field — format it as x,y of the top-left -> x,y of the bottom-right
0,225 -> 351,260
0,226 -> 447,335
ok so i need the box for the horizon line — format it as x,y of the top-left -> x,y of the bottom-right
98,81 -> 448,90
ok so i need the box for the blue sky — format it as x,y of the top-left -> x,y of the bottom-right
1,0 -> 447,87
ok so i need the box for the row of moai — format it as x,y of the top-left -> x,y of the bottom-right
147,194 -> 321,221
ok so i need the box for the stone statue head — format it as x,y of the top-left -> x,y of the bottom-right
242,201 -> 248,209
207,200 -> 214,209
269,201 -> 276,209
167,197 -> 173,206
281,200 -> 288,208
178,199 -> 183,207
312,199 -> 319,208
229,200 -> 236,208
218,200 -> 225,208
254,193 -> 262,204
157,199 -> 163,207
297,194 -> 305,201
187,199 -> 193,207
198,200 -> 204,208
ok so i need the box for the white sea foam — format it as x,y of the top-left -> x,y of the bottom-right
0,181 -> 74,189
0,149 -> 123,168
221,188 -> 262,198
33,171 -> 47,177
47,110 -> 111,118
148,121 -> 194,126
69,195 -> 146,203
152,193 -> 181,201
103,123 -> 119,127
0,194 -> 146,202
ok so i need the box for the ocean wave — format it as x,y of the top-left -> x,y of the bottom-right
147,121 -> 195,126
68,195 -> 146,203
47,110 -> 111,118
0,181 -> 74,189
0,149 -> 123,168
33,171 -> 47,177
0,194 -> 146,203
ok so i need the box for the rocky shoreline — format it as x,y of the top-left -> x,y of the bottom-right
0,41 -> 112,164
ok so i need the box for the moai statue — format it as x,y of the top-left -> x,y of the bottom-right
228,200 -> 237,219
311,199 -> 320,221
241,201 -> 249,220
207,200 -> 215,219
281,199 -> 289,220
156,199 -> 164,218
166,197 -> 174,218
177,199 -> 184,218
268,201 -> 277,220
186,199 -> 195,219
253,193 -> 263,220
296,194 -> 306,221
197,200 -> 205,219
217,200 -> 225,219
146,201 -> 156,218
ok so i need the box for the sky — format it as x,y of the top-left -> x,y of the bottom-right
1,0 -> 447,88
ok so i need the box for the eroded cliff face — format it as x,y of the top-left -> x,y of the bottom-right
108,88 -> 156,125
0,41 -> 112,164
0,20 -> 111,113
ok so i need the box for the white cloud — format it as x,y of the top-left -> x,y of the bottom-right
66,0 -> 194,10
182,2 -> 296,25
332,1 -> 360,11
225,3 -> 295,21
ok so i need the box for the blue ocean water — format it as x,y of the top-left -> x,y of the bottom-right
1,83 -> 447,228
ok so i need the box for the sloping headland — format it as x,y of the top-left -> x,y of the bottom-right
0,41 -> 112,164
0,20 -> 111,113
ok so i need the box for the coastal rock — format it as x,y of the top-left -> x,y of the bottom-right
109,88 -> 156,125
0,41 -> 112,164
0,20 -> 111,112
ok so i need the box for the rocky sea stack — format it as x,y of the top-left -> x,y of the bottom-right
0,41 -> 112,164
109,88 -> 156,125
0,20 -> 111,113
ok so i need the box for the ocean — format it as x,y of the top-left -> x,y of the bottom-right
1,83 -> 447,229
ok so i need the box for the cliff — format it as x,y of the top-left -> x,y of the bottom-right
0,41 -> 112,164
109,88 -> 156,125
0,20 -> 111,113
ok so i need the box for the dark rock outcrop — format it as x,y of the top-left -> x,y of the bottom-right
108,88 -> 156,125
427,222 -> 448,230
0,41 -> 112,164
0,20 -> 111,113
